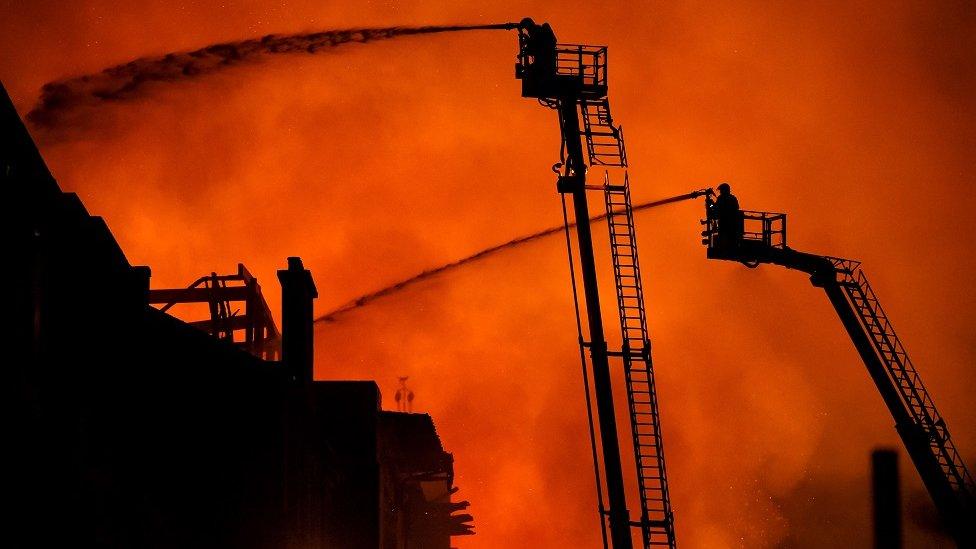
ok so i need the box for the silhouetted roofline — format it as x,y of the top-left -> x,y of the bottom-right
1,80 -> 61,203
379,411 -> 452,473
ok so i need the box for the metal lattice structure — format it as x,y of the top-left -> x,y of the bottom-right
149,263 -> 280,360
515,22 -> 676,548
830,259 -> 976,500
703,208 -> 976,545
605,173 -> 675,547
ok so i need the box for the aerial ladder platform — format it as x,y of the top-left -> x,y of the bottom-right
605,173 -> 675,547
514,20 -> 675,548
701,204 -> 976,547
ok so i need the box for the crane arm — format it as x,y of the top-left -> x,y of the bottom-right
815,261 -> 976,547
703,213 -> 976,546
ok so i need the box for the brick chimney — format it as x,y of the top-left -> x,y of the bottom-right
278,257 -> 317,383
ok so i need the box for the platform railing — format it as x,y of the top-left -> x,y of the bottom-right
703,210 -> 787,250
554,44 -> 607,88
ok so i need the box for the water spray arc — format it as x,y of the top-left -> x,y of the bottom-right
27,23 -> 517,128
30,16 -> 972,547
314,189 -> 708,323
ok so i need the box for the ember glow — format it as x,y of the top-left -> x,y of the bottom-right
4,2 -> 973,547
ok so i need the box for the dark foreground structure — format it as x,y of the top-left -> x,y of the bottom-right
8,81 -> 470,548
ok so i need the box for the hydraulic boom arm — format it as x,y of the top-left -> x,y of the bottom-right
514,20 -> 683,548
703,210 -> 976,546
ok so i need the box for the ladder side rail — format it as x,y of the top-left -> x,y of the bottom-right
843,269 -> 970,494
607,189 -> 647,351
639,353 -> 676,546
580,99 -> 627,168
604,184 -> 654,547
843,279 -> 967,485
844,268 -> 976,496
617,126 -> 628,169
843,275 -> 938,427
718,249 -> 975,542
849,269 -> 939,422
624,354 -> 655,549
819,272 -> 976,545
631,354 -> 675,526
622,177 -> 649,346
604,177 -> 676,548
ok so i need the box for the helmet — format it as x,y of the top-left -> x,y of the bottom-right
717,182 -> 731,192
520,17 -> 536,29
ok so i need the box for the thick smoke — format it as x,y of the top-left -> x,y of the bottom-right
27,24 -> 513,128
316,192 -> 705,322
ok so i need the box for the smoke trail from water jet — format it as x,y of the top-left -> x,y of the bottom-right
27,23 -> 516,128
315,193 -> 705,322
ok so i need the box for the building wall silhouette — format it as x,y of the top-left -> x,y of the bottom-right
8,81 -> 461,549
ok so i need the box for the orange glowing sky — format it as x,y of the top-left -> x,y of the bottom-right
3,2 -> 974,547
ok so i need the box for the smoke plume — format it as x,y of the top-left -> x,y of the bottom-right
27,24 -> 514,128
316,192 -> 706,322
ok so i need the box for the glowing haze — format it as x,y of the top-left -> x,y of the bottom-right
3,1 -> 973,547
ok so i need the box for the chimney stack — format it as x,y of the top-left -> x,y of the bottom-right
872,448 -> 902,549
278,257 -> 317,383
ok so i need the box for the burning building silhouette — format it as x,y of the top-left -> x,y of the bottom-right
8,79 -> 470,548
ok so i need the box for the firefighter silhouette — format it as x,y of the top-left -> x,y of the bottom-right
707,182 -> 743,250
518,18 -> 557,81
